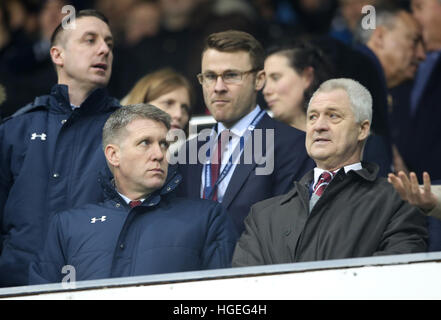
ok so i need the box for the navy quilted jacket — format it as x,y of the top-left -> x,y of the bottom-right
0,84 -> 120,287
29,168 -> 237,284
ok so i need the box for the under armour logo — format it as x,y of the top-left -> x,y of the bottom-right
31,133 -> 47,141
90,216 -> 107,223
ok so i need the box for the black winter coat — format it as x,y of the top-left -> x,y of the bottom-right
233,163 -> 428,266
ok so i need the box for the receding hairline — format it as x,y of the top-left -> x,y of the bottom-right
308,78 -> 373,125
102,104 -> 172,151
51,14 -> 112,47
116,116 -> 168,143
202,48 -> 254,66
308,88 -> 351,111
202,30 -> 265,70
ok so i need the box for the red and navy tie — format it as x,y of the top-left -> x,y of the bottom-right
313,171 -> 335,197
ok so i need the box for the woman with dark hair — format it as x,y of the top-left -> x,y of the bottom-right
263,40 -> 334,131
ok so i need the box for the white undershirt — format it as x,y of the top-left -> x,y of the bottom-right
313,162 -> 362,188
117,192 -> 145,205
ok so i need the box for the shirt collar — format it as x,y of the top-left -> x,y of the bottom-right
117,192 -> 145,205
313,162 -> 362,186
217,105 -> 261,137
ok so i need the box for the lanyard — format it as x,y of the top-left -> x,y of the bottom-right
203,109 -> 266,200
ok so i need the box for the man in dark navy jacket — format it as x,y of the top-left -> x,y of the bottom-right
29,104 -> 236,283
175,30 -> 314,236
388,0 -> 441,251
390,0 -> 441,181
353,7 -> 424,177
0,10 -> 120,287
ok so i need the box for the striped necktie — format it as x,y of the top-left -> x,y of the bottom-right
313,171 -> 335,197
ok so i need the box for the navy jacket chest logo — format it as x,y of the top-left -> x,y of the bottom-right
90,216 -> 107,223
31,133 -> 47,141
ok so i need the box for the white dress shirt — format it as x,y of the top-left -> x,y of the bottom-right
312,162 -> 363,188
118,192 -> 145,206
201,105 -> 263,202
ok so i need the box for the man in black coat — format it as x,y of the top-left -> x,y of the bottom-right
232,78 -> 427,266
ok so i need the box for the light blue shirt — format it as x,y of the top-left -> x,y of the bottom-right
200,105 -> 263,202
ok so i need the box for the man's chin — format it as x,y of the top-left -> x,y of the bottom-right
309,150 -> 331,162
91,75 -> 111,87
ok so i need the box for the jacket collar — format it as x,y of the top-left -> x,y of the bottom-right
99,164 -> 183,207
278,161 -> 379,205
19,84 -> 119,116
50,84 -> 120,114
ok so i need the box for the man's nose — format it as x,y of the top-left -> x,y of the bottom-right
152,143 -> 165,160
214,75 -> 228,92
98,39 -> 111,56
313,115 -> 329,131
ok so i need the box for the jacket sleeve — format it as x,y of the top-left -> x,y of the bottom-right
373,199 -> 428,256
28,213 -> 67,285
0,122 -> 12,244
231,206 -> 267,267
200,203 -> 238,269
426,185 -> 441,221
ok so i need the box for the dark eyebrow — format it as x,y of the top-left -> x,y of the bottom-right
82,31 -> 114,42
82,31 -> 97,38
224,69 -> 241,73
204,69 -> 240,73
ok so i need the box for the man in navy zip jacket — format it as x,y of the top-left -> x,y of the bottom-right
29,104 -> 237,283
0,10 -> 120,287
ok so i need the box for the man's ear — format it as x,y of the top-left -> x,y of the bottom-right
255,69 -> 266,91
105,144 -> 121,168
358,120 -> 371,141
369,26 -> 386,51
301,66 -> 314,89
50,45 -> 64,67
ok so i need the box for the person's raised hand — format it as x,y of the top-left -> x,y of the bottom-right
388,171 -> 438,211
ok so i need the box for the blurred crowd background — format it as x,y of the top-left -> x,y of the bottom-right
0,0 -> 410,118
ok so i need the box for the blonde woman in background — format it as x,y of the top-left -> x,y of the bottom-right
121,68 -> 194,134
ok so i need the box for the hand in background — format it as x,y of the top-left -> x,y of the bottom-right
388,171 -> 439,212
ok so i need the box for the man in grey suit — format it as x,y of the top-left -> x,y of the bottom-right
232,78 -> 428,267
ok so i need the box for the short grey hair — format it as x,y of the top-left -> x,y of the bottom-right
308,78 -> 372,124
354,7 -> 402,45
102,103 -> 171,150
